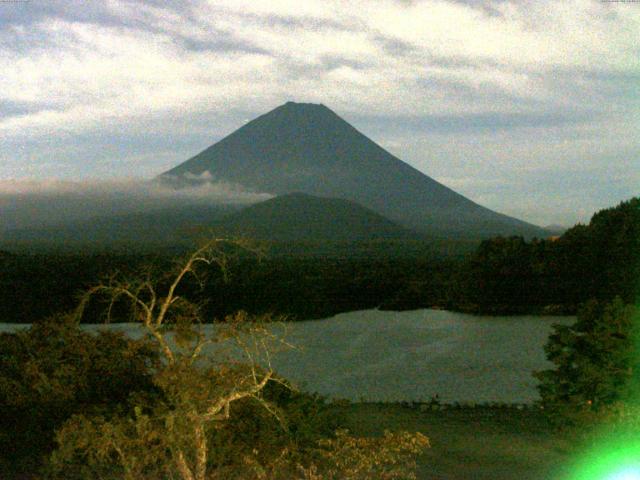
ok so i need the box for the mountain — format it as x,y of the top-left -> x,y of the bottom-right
214,192 -> 416,241
543,224 -> 568,236
162,102 -> 547,238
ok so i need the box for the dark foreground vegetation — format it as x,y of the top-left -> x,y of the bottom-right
1,197 -> 638,323
0,241 -> 429,479
0,197 -> 638,479
3,316 -> 427,479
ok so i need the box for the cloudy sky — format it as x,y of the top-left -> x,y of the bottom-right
1,0 -> 638,226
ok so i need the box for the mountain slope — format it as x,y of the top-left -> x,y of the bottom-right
214,192 -> 416,241
1,204 -> 239,249
163,102 -> 547,238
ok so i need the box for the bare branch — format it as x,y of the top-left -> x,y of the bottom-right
156,239 -> 224,326
202,370 -> 274,422
188,334 -> 213,364
174,449 -> 195,480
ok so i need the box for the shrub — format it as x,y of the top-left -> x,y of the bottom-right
0,315 -> 158,477
534,297 -> 640,425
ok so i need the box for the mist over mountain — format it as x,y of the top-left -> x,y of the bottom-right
2,204 -> 240,250
215,192 -> 416,242
0,178 -> 268,232
163,102 -> 548,238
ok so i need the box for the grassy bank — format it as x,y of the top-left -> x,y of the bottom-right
333,402 -> 576,480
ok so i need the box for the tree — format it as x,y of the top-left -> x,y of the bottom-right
48,239 -> 429,479
47,239 -> 286,480
534,297 -> 640,425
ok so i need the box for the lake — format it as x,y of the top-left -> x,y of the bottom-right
0,309 -> 574,404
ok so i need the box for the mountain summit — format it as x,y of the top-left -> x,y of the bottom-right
162,102 -> 546,238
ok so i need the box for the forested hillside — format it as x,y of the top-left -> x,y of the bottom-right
453,197 -> 640,313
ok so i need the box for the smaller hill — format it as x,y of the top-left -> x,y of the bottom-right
215,193 -> 418,241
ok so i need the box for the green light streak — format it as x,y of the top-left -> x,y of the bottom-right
562,303 -> 640,480
563,426 -> 640,480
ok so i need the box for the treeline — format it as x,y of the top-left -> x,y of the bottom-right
0,249 -> 458,323
0,251 -> 170,323
200,256 -> 459,320
454,197 -> 639,314
1,197 -> 637,323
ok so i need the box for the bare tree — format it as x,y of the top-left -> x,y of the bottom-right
50,239 -> 429,480
60,238 -> 288,480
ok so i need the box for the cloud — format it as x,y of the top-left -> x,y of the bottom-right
0,0 -> 638,225
3,0 -> 637,131
0,176 -> 272,231
0,175 -> 269,200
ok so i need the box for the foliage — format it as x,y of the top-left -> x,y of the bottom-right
0,251 -> 167,323
0,315 -> 159,476
455,197 -> 640,314
583,197 -> 640,302
44,239 -> 429,479
46,240 -> 281,480
204,255 -> 459,320
298,429 -> 430,480
456,236 -> 543,313
0,247 -> 461,323
534,298 -> 640,425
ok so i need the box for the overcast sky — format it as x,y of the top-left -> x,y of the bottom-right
1,0 -> 638,226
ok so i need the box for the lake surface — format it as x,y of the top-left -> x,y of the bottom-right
0,309 -> 574,404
